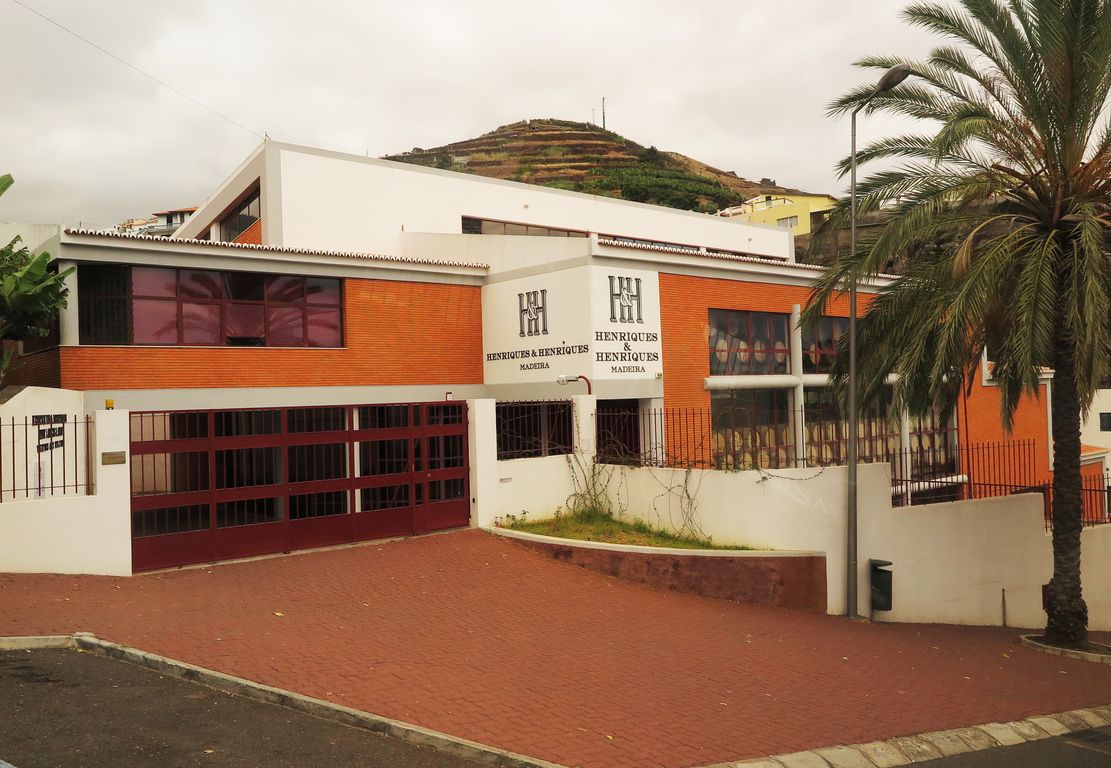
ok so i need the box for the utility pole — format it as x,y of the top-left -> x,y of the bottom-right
602,97 -> 606,130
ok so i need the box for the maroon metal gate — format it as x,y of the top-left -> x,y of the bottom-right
130,401 -> 469,572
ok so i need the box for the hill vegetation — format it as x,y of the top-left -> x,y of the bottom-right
383,119 -> 799,214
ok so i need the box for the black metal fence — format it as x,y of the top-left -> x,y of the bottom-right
889,439 -> 1037,507
592,406 -> 1111,522
594,405 -> 954,475
0,415 -> 94,501
495,400 -> 574,460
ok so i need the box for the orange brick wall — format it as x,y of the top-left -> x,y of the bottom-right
59,277 -> 483,390
658,272 -> 1052,463
1,343 -> 61,388
658,272 -> 870,410
233,219 -> 263,245
958,377 -> 1051,482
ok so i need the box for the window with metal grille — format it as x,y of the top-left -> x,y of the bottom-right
495,401 -> 573,460
78,265 -> 129,344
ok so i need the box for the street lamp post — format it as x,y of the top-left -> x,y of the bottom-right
846,64 -> 911,621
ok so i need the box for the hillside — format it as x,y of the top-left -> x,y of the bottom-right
383,119 -> 800,214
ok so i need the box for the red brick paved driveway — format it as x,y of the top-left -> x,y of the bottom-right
3,529 -> 1111,768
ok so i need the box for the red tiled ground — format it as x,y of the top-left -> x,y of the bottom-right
2,529 -> 1110,768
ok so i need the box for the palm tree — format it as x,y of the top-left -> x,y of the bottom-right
804,0 -> 1111,644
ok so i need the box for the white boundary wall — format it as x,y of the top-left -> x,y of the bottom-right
469,396 -> 590,528
479,427 -> 1111,628
0,408 -> 132,576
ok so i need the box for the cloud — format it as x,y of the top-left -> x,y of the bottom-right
1,0 -> 937,229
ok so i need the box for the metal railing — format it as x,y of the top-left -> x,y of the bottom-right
0,415 -> 94,501
595,405 -> 934,473
890,439 -> 1036,507
593,407 -> 1083,517
495,400 -> 573,460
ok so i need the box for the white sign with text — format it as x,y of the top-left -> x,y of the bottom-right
481,265 -> 663,385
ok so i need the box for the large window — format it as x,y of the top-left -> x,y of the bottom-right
710,390 -> 793,469
79,265 -> 342,348
802,387 -> 957,480
802,387 -> 899,468
708,309 -> 790,376
219,190 -> 260,242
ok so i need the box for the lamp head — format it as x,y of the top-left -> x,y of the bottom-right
876,64 -> 912,93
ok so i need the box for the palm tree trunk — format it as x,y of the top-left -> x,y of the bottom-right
1045,322 -> 1088,644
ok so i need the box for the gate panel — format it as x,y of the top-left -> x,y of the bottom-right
130,401 -> 469,571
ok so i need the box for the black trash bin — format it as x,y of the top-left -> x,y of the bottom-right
870,559 -> 893,612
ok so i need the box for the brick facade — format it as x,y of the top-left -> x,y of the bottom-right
58,277 -> 482,390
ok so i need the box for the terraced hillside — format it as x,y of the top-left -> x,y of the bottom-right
383,119 -> 799,214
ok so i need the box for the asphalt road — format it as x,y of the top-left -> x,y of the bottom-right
922,727 -> 1111,767
5,648 -> 1110,768
0,649 -> 488,768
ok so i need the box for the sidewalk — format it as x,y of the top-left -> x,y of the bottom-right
2,529 -> 1109,768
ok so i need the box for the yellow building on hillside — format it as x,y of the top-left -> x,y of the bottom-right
718,193 -> 838,236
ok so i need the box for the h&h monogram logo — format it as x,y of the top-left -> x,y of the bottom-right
518,289 -> 548,337
609,276 -> 643,324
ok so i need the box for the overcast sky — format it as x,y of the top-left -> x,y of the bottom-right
1,1 -> 939,229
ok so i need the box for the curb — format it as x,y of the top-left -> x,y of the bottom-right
2,633 -> 566,768
694,706 -> 1111,768
1019,634 -> 1111,664
0,635 -> 74,651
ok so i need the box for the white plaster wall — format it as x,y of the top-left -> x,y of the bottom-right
858,493 -> 1052,628
276,146 -> 792,260
492,455 -> 578,527
88,384 -> 491,413
0,409 -> 132,576
1080,390 -> 1111,452
403,232 -> 590,276
469,396 -> 593,527
1081,524 -> 1111,632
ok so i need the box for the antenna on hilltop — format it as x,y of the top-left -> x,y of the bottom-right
602,97 -> 606,130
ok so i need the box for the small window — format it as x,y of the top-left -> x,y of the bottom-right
219,189 -> 261,242
1100,413 -> 1111,432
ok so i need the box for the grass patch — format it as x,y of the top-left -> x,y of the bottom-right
504,508 -> 746,550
